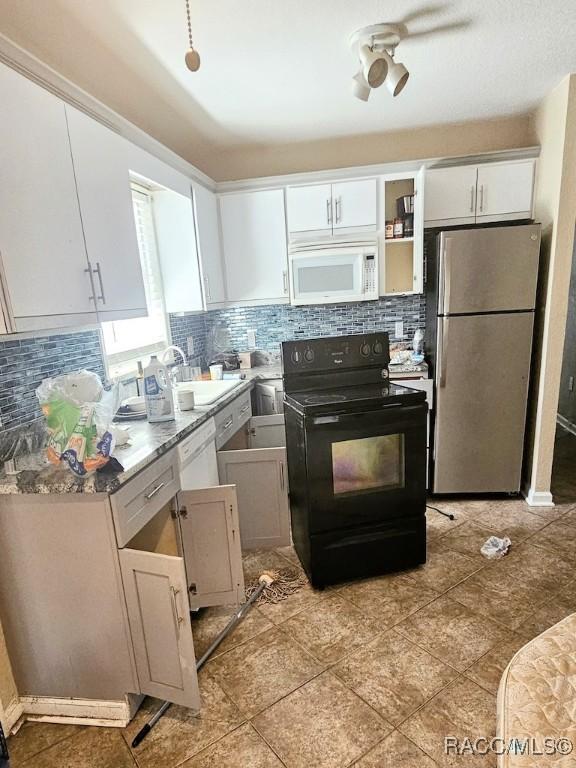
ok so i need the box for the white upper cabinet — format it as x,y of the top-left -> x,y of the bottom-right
425,160 -> 535,225
332,179 -> 377,232
476,161 -> 535,220
193,184 -> 227,305
287,179 -> 377,239
153,189 -> 204,314
424,166 -> 478,225
219,189 -> 288,303
286,184 -> 333,237
65,105 -> 147,321
0,63 -> 96,332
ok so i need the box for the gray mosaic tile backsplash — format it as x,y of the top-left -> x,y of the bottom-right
0,330 -> 105,430
204,295 -> 426,359
168,313 -> 207,364
0,297 -> 426,431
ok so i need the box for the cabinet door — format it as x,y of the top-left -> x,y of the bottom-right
332,179 -> 377,232
154,189 -> 204,313
119,547 -> 200,708
286,184 -> 333,238
193,184 -> 227,305
248,414 -> 286,448
424,166 -> 478,225
256,383 -> 278,415
65,105 -> 147,321
0,64 -> 95,328
218,446 -> 290,549
476,161 -> 535,221
178,486 -> 245,610
220,189 -> 288,302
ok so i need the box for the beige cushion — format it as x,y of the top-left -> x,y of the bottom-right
497,613 -> 576,767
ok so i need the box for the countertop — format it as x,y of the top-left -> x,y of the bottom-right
0,365 -> 282,496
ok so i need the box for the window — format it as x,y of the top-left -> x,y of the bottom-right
102,186 -> 168,378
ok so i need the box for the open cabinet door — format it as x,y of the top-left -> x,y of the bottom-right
119,548 -> 200,709
178,486 -> 245,610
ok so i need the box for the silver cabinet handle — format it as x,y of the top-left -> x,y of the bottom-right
335,196 -> 341,224
326,199 -> 332,226
280,461 -> 285,491
93,262 -> 106,304
145,481 -> 165,500
170,586 -> 184,631
239,403 -> 250,415
84,261 -> 96,304
204,275 -> 211,301
221,416 -> 233,431
282,270 -> 289,294
470,186 -> 475,213
479,185 -> 484,213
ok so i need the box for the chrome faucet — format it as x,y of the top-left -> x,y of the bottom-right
161,345 -> 192,383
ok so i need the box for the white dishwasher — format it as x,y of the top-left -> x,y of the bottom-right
177,418 -> 220,489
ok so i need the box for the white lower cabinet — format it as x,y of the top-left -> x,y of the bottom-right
178,485 -> 245,610
255,379 -> 284,415
115,456 -> 246,710
119,501 -> 201,709
217,415 -> 290,550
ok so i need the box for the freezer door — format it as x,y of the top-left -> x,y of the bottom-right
433,312 -> 534,493
438,224 -> 540,315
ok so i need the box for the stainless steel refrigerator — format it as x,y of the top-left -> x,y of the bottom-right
426,223 -> 541,493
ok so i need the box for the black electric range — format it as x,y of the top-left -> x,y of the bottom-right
282,333 -> 428,588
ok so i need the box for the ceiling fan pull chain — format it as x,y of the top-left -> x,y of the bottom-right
184,0 -> 201,71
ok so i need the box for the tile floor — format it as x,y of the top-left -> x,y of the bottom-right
7,431 -> 576,767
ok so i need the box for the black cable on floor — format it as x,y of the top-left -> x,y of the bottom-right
426,504 -> 455,521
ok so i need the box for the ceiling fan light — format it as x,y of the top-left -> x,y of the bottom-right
352,71 -> 370,101
386,59 -> 409,96
359,45 -> 388,88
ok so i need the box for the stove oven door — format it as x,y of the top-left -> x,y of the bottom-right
304,402 -> 427,533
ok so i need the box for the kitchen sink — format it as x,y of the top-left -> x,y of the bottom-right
175,379 -> 243,406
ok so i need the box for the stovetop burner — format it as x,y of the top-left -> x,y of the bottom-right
302,393 -> 347,405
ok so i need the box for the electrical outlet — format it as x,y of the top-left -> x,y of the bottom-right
394,320 -> 404,339
247,329 -> 257,349
186,337 -> 195,357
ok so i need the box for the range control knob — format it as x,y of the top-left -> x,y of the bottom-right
304,348 -> 315,363
291,349 -> 301,364
360,342 -> 371,357
373,341 -> 384,356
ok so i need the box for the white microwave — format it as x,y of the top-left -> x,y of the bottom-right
288,244 -> 378,305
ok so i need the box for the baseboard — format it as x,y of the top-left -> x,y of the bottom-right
557,413 -> 576,437
19,695 -> 133,728
522,484 -> 555,507
1,697 -> 23,734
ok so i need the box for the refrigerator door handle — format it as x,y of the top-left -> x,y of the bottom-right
439,238 -> 453,315
438,318 -> 449,388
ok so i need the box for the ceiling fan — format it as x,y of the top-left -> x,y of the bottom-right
349,6 -> 471,101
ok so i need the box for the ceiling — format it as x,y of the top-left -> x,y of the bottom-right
1,0 -> 576,171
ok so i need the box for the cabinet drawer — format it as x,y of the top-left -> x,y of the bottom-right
214,392 -> 252,449
111,451 -> 180,547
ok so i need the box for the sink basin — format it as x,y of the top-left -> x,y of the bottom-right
175,379 -> 242,406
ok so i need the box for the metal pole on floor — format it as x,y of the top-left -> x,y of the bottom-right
131,574 -> 273,749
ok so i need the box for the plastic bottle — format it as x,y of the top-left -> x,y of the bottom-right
143,355 -> 175,423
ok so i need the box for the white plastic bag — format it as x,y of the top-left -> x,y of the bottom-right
480,536 -> 512,559
36,370 -> 119,476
